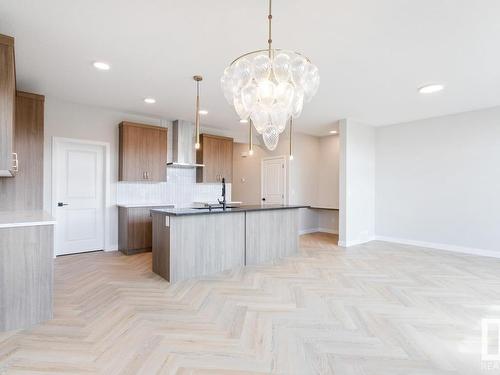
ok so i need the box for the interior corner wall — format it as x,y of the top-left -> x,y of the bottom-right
339,119 -> 375,247
375,106 -> 500,255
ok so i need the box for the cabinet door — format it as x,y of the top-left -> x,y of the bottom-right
120,124 -> 147,181
145,127 -> 167,181
203,135 -> 221,183
127,207 -> 152,250
0,36 -> 16,175
219,138 -> 233,183
119,123 -> 167,182
196,134 -> 233,183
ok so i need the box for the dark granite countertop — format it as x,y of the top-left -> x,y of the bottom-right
150,204 -> 309,216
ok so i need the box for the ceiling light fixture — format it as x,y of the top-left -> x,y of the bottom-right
221,0 -> 320,151
419,84 -> 444,94
240,119 -> 249,124
93,61 -> 110,71
144,97 -> 156,104
198,109 -> 208,115
329,130 -> 338,134
193,76 -> 203,150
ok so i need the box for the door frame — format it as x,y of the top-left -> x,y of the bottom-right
51,137 -> 111,255
261,155 -> 288,205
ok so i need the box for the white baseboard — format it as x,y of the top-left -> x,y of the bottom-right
299,227 -> 339,235
318,227 -> 339,235
299,228 -> 320,235
338,238 -> 375,247
374,235 -> 500,259
106,244 -> 119,252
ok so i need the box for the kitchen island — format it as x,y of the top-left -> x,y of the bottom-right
151,205 -> 307,283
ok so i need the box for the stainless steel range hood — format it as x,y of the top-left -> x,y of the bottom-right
167,120 -> 204,168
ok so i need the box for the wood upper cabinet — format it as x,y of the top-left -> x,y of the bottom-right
118,122 -> 167,182
196,133 -> 233,183
0,34 -> 16,177
0,92 -> 44,210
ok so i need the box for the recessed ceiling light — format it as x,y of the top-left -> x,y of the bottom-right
93,61 -> 110,71
198,110 -> 208,115
329,130 -> 338,134
418,84 -> 444,94
240,119 -> 248,124
144,97 -> 156,104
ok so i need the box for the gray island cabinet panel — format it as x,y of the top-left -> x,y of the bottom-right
245,209 -> 299,265
0,225 -> 54,332
151,205 -> 305,284
152,212 -> 245,283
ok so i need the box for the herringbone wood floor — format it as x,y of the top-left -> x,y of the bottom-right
1,233 -> 500,374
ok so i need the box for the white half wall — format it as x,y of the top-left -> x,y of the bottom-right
375,106 -> 500,254
339,119 -> 376,247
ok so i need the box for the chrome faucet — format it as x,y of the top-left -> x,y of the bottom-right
218,177 -> 227,210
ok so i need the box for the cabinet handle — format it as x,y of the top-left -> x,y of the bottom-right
143,171 -> 146,180
147,171 -> 150,180
11,153 -> 18,172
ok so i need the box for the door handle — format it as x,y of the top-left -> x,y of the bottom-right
57,202 -> 69,207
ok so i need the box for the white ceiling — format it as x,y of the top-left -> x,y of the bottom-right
1,0 -> 500,135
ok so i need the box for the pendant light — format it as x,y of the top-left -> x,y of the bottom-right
193,75 -> 202,149
249,120 -> 254,156
221,0 -> 320,151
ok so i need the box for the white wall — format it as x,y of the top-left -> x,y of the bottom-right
317,135 -> 340,209
375,106 -> 500,255
339,119 -> 375,246
232,142 -> 267,205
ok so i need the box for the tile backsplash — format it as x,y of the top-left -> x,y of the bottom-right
117,167 -> 231,208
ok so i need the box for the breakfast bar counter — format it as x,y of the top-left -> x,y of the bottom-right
151,205 -> 307,283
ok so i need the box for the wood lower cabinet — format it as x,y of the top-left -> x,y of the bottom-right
118,122 -> 167,182
0,34 -> 16,177
119,206 -> 172,255
196,134 -> 233,183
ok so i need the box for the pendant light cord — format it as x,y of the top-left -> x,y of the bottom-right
268,0 -> 273,58
196,81 -> 200,145
194,76 -> 202,149
249,119 -> 254,154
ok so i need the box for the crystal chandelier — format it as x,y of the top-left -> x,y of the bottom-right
221,0 -> 320,151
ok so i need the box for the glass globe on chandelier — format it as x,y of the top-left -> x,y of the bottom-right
221,0 -> 320,151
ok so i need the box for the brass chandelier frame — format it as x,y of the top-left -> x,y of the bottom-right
229,0 -> 312,67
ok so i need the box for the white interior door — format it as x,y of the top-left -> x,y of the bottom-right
54,139 -> 105,255
261,156 -> 286,205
